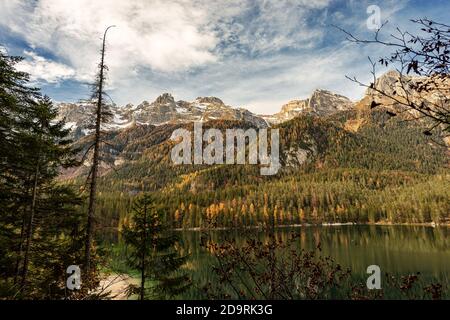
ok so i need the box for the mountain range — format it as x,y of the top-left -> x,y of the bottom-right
59,69 -> 450,142
56,86 -> 356,138
57,70 -> 449,228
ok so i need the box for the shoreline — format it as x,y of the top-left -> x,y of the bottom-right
96,273 -> 139,300
173,221 -> 450,232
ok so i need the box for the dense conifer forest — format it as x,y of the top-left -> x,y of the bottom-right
64,109 -> 449,233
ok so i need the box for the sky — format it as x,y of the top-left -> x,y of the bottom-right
0,0 -> 449,114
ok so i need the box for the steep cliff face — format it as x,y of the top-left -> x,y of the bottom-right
363,70 -> 450,114
262,89 -> 354,124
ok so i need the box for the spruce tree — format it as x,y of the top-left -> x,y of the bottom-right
0,50 -> 86,299
122,194 -> 190,300
16,97 -> 83,296
0,50 -> 39,293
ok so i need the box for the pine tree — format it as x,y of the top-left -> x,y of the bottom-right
0,51 -> 86,299
122,194 -> 190,300
17,96 -> 82,295
0,50 -> 39,291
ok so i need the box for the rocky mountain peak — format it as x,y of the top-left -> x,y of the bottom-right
57,93 -> 270,138
154,93 -> 175,105
308,89 -> 353,115
362,70 -> 450,126
263,89 -> 354,124
195,96 -> 225,106
366,70 -> 402,97
310,89 -> 348,101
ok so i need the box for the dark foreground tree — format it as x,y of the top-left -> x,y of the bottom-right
16,96 -> 83,296
0,50 -> 89,299
122,194 -> 191,300
0,50 -> 39,291
338,18 -> 449,135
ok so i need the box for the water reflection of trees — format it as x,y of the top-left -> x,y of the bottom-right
180,226 -> 449,256
178,226 -> 449,298
102,226 -> 449,299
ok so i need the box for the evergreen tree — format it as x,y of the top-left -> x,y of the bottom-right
0,50 -> 87,299
122,194 -> 190,300
0,50 -> 41,294
16,96 -> 82,296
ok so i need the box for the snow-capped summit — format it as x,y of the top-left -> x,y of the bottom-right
56,93 -> 268,138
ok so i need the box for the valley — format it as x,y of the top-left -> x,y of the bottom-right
55,71 -> 449,233
2,1 -> 449,302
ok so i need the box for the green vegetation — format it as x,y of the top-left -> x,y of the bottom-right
1,46 -> 448,301
202,229 -> 448,300
121,194 -> 191,300
71,110 -> 448,232
0,52 -> 87,299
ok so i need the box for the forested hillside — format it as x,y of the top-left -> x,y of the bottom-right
63,106 -> 449,233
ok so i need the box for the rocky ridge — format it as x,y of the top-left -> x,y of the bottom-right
56,71 -> 449,139
261,89 -> 354,124
56,93 -> 269,138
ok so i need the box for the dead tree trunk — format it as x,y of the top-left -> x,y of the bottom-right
85,26 -> 115,274
20,159 -> 40,293
140,202 -> 148,301
14,204 -> 28,285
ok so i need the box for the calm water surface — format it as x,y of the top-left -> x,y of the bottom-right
106,225 -> 449,299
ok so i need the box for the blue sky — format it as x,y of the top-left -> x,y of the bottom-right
0,0 -> 449,114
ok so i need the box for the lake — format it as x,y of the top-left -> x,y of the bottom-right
105,225 -> 449,299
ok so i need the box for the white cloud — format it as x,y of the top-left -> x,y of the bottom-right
0,0 -> 334,84
0,0 -> 414,113
110,42 -> 378,115
202,0 -> 332,56
0,0 -> 219,83
16,51 -> 76,83
188,44 -> 374,114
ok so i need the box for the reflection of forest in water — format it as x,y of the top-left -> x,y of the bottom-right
103,226 -> 449,299
180,226 -> 448,274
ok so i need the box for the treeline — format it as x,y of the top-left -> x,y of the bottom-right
90,167 -> 449,234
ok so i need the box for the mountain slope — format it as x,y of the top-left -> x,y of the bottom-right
68,108 -> 448,230
59,71 -> 449,229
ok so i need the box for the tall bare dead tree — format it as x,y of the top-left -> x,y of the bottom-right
19,138 -> 41,293
336,18 -> 450,136
85,26 -> 115,274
